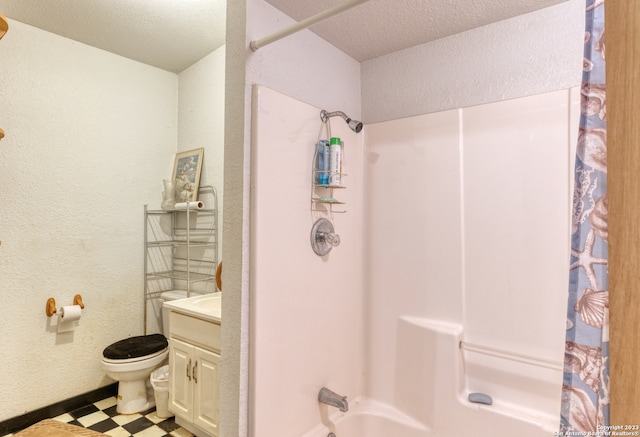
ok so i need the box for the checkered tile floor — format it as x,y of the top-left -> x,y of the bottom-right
2,396 -> 193,437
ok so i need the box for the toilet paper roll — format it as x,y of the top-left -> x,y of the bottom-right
59,305 -> 82,322
174,201 -> 204,210
57,305 -> 82,333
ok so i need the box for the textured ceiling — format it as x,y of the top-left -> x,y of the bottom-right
262,0 -> 569,61
0,0 -> 568,71
0,0 -> 226,73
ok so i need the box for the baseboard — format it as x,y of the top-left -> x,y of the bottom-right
0,384 -> 117,435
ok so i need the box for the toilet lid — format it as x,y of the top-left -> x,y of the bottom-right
103,334 -> 168,360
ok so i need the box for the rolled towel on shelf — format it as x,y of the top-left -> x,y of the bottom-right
175,201 -> 204,210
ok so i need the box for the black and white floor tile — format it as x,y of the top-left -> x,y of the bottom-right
2,396 -> 193,437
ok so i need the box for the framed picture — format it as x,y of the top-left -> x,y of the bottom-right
172,148 -> 204,202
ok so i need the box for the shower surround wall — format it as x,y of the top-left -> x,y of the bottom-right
250,85 -> 365,435
251,85 -> 578,435
238,0 -> 584,434
364,88 -> 579,432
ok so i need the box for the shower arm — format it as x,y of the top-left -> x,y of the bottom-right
320,110 -> 363,134
321,110 -> 347,123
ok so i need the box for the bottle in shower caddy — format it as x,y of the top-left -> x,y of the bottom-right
316,139 -> 330,185
329,136 -> 342,186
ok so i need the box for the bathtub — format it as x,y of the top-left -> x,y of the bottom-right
302,317 -> 563,437
303,396 -> 557,437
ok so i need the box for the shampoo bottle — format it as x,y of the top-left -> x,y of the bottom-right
316,139 -> 329,185
329,137 -> 342,186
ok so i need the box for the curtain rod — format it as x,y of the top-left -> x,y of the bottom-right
249,0 -> 372,52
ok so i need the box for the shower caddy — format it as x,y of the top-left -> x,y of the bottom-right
143,185 -> 218,332
311,114 -> 347,214
311,170 -> 347,213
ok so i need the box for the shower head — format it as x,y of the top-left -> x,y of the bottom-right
320,110 -> 363,133
347,118 -> 363,134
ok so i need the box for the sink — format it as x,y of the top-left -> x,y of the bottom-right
163,293 -> 221,323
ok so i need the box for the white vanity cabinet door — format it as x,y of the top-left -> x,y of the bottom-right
193,347 -> 220,436
169,338 -> 194,417
168,310 -> 221,437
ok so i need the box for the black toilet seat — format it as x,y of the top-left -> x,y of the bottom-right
102,334 -> 168,360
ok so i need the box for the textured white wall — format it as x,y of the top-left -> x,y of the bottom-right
361,0 -> 584,123
220,1 -> 248,436
0,20 -> 177,420
178,46 -> 226,262
246,0 -> 362,120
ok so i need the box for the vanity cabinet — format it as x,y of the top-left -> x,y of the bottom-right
168,311 -> 220,437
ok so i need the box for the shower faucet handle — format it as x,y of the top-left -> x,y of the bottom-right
311,218 -> 340,256
322,231 -> 340,247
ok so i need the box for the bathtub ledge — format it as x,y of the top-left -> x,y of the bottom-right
398,316 -> 463,336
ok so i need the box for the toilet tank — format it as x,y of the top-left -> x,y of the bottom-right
159,290 -> 189,335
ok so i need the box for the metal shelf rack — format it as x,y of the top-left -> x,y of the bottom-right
144,185 -> 218,333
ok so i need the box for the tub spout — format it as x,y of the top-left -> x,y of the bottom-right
318,387 -> 348,412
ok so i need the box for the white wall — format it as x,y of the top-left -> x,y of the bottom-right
144,46 -> 227,334
361,0 -> 584,123
220,2 -> 248,436
179,46 -> 226,262
0,20 -> 177,419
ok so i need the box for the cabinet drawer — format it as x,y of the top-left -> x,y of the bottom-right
170,312 -> 221,352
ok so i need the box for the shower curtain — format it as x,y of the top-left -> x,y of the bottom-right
561,0 -> 608,432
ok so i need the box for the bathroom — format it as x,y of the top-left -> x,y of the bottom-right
0,0 -> 226,434
1,0 -> 635,436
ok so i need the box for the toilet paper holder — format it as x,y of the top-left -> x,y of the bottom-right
45,294 -> 85,317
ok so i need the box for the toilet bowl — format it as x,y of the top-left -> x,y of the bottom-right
102,291 -> 190,414
101,334 -> 169,414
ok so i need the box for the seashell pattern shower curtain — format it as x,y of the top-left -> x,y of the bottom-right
561,0 -> 608,432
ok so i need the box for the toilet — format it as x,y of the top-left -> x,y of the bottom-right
101,334 -> 168,414
101,290 -> 188,414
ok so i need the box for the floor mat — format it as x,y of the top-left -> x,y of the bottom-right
14,419 -> 106,437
